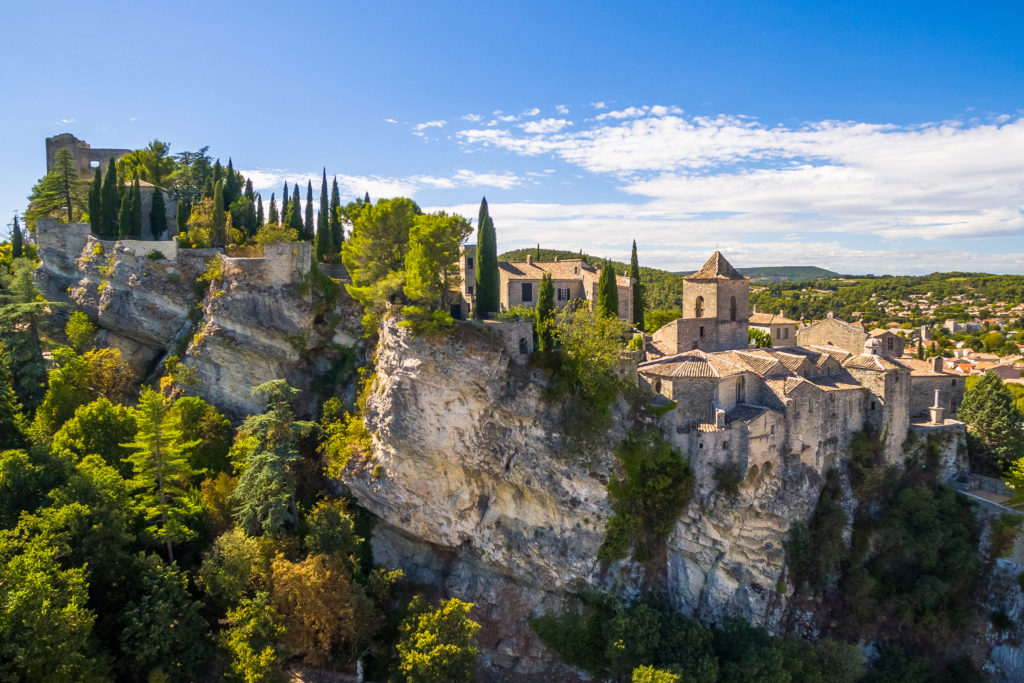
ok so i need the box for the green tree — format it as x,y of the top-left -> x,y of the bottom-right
404,212 -> 473,310
280,182 -> 289,225
117,178 -> 134,239
256,194 -> 265,228
0,262 -> 49,410
172,395 -> 233,477
329,177 -> 343,253
342,197 -> 422,313
151,186 -> 167,238
0,349 -> 27,449
536,272 -> 556,351
116,140 -> 175,187
10,215 -> 23,259
397,595 -> 481,683
26,148 -> 88,227
304,497 -> 361,558
288,183 -> 304,237
65,310 -> 96,353
88,166 -> 102,235
473,197 -> 499,317
629,240 -> 644,329
221,591 -> 287,683
316,170 -> 332,261
212,180 -> 227,247
231,380 -> 313,538
100,157 -> 120,238
119,552 -> 209,681
632,666 -> 681,683
130,177 -> 143,237
175,195 -> 191,237
51,397 -> 137,475
597,260 -> 620,318
749,328 -> 773,348
959,371 -> 1024,473
224,158 -> 242,208
122,388 -> 200,562
268,193 -> 279,225
304,180 -> 314,241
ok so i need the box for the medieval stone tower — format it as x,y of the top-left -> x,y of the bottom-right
681,251 -> 750,351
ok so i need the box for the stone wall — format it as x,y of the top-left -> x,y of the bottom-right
46,133 -> 130,178
796,317 -> 866,354
220,241 -> 311,286
909,374 -> 965,419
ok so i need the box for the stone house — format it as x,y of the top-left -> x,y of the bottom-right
748,308 -> 800,347
453,245 -> 634,322
796,313 -> 904,358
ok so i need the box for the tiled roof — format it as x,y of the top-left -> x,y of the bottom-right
726,404 -> 769,423
498,260 -> 633,287
724,350 -> 789,377
897,358 -> 948,377
868,328 -> 899,337
843,354 -> 901,371
685,251 -> 745,280
804,345 -> 854,363
638,350 -> 746,379
749,312 -> 800,325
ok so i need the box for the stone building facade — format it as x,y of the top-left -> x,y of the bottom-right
748,308 -> 800,347
795,313 -> 905,358
46,133 -> 130,178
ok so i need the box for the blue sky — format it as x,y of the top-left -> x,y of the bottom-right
2,1 -> 1022,274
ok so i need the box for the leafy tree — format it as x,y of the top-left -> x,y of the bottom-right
88,166 -> 102,234
9,215 -> 23,260
151,186 -> 167,238
122,388 -> 200,561
212,179 -> 227,247
0,349 -> 26,449
116,140 -> 175,187
172,396 -> 233,477
271,552 -> 380,666
473,197 -> 499,317
231,380 -> 313,538
342,197 -> 422,313
0,449 -> 45,528
220,591 -> 287,683
645,309 -> 681,334
100,157 -> 120,238
0,261 -> 49,410
404,211 -> 473,310
66,310 -> 96,353
959,371 -> 1024,473
396,595 -> 481,683
304,497 -> 361,559
304,180 -> 314,241
198,527 -> 275,614
597,260 -> 620,318
268,193 -> 279,225
749,328 -> 773,348
51,395 -> 136,464
316,170 -> 332,261
629,240 -> 644,329
536,272 -> 556,351
26,148 -> 88,228
330,177 -> 343,253
119,553 -> 209,681
169,146 -> 212,206
632,665 -> 681,683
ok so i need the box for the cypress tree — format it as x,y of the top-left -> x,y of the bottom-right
474,197 -> 499,317
268,193 -> 278,225
212,180 -> 227,247
304,181 -> 314,241
281,182 -> 289,223
150,186 -> 167,238
100,158 -> 119,239
596,260 -> 619,318
117,185 -> 133,239
364,191 -> 371,205
288,184 -> 303,236
213,159 -> 223,184
256,194 -> 264,228
11,216 -> 23,259
629,240 -> 644,330
88,166 -> 102,235
176,196 -> 190,237
536,272 -> 556,351
130,178 -> 142,237
316,170 -> 331,261
223,158 -> 241,207
329,177 -> 343,253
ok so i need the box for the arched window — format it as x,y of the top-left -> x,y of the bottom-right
730,296 -> 737,322
518,337 -> 528,354
654,379 -> 662,393
695,296 -> 704,317
735,376 -> 746,403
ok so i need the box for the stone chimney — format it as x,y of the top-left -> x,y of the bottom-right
714,405 -> 726,429
753,304 -> 759,314
554,256 -> 559,262
827,311 -> 835,319
779,309 -> 785,317
929,389 -> 945,425
931,356 -> 943,372
526,255 -> 533,265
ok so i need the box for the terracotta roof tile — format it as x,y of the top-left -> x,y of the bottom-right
749,312 -> 800,325
685,251 -> 745,280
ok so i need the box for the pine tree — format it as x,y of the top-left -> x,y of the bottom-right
288,184 -> 303,237
268,193 -> 278,225
304,181 -> 314,241
150,186 -> 167,238
474,197 -> 499,317
629,240 -> 644,330
536,272 -> 556,351
0,344 -> 27,448
223,159 -> 241,208
88,166 -> 102,235
118,182 -> 133,239
122,388 -> 200,562
213,159 -> 223,185
130,178 -> 143,237
256,194 -> 265,228
212,180 -> 227,247
11,216 -> 23,259
329,178 -> 342,253
316,170 -> 331,261
100,158 -> 119,238
596,260 -> 619,318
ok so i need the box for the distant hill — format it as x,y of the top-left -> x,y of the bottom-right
736,266 -> 840,283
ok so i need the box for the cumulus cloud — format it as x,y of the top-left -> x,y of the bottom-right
461,113 -> 483,122
590,101 -> 607,110
522,107 -> 541,116
240,167 -> 522,200
555,104 -> 570,114
384,118 -> 398,124
519,118 -> 572,134
57,118 -> 75,124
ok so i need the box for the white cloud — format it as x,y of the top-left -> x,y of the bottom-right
522,107 -> 541,117
519,118 -> 572,134
590,101 -> 607,110
240,166 -> 522,200
129,117 -> 137,121
462,113 -> 483,122
413,120 -> 447,131
385,118 -> 398,124
57,118 -> 75,124
555,104 -> 570,115
494,114 -> 518,123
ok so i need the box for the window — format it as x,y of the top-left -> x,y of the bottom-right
557,288 -> 570,301
699,326 -> 705,338
519,338 -> 528,354
521,283 -> 533,302
722,441 -> 729,450
467,257 -> 474,269
730,296 -> 737,322
951,379 -> 956,386
468,286 -> 474,295
654,380 -> 662,393
887,337 -> 894,350
736,376 -> 746,403
695,296 -> 704,317
89,160 -> 100,168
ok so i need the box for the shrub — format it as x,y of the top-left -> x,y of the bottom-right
145,249 -> 166,260
786,470 -> 847,590
397,305 -> 455,336
498,305 -> 535,322
713,463 -> 743,497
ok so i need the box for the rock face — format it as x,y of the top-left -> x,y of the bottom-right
34,219 -> 361,418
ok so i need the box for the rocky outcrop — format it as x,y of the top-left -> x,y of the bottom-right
34,219 -> 362,418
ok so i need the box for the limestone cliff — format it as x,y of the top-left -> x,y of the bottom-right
34,220 -> 361,417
